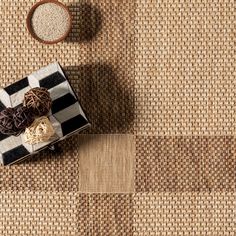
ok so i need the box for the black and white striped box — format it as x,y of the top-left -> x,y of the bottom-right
0,62 -> 90,165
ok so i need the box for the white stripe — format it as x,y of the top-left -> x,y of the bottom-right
10,86 -> 31,107
48,81 -> 75,101
28,62 -> 65,87
52,103 -> 83,123
0,89 -> 11,107
0,136 -> 22,153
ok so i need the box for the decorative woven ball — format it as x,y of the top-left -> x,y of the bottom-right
23,87 -> 52,116
13,106 -> 35,132
0,107 -> 21,136
24,116 -> 55,144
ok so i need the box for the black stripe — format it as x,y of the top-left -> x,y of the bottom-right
0,132 -> 9,141
61,114 -> 88,136
2,145 -> 30,165
0,100 -> 5,112
4,77 -> 29,95
39,71 -> 66,89
51,93 -> 77,114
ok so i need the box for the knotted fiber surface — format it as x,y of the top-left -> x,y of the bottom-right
24,87 -> 52,117
0,106 -> 34,136
24,116 -> 55,144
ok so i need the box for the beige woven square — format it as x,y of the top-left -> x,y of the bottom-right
134,0 -> 236,135
0,191 -> 78,236
78,134 -> 135,193
0,0 -> 135,134
133,192 -> 236,236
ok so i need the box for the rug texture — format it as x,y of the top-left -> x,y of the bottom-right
0,0 -> 235,235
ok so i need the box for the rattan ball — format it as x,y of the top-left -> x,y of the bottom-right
24,116 -> 55,144
0,106 -> 35,136
0,108 -> 20,136
13,106 -> 35,131
24,87 -> 52,116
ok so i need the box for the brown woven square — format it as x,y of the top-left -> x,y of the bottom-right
78,194 -> 133,235
135,136 -> 236,192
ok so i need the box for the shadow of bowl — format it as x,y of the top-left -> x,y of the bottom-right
66,2 -> 102,42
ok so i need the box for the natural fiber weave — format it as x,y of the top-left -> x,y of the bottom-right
0,0 -> 235,235
0,191 -> 77,236
135,136 -> 236,192
0,136 -> 80,191
78,194 -> 133,235
133,193 -> 235,236
134,0 -> 235,136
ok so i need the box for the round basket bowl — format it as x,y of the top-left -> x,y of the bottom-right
26,0 -> 72,44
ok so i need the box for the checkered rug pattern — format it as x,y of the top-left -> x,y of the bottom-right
0,0 -> 235,235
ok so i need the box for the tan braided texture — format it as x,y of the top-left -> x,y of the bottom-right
134,0 -> 235,136
0,191 -> 78,236
133,193 -> 235,236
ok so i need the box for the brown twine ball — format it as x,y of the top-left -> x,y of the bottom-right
24,87 -> 52,116
0,108 -> 20,136
0,106 -> 35,136
13,106 -> 35,132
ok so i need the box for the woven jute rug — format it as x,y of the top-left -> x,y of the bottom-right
0,0 -> 235,235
